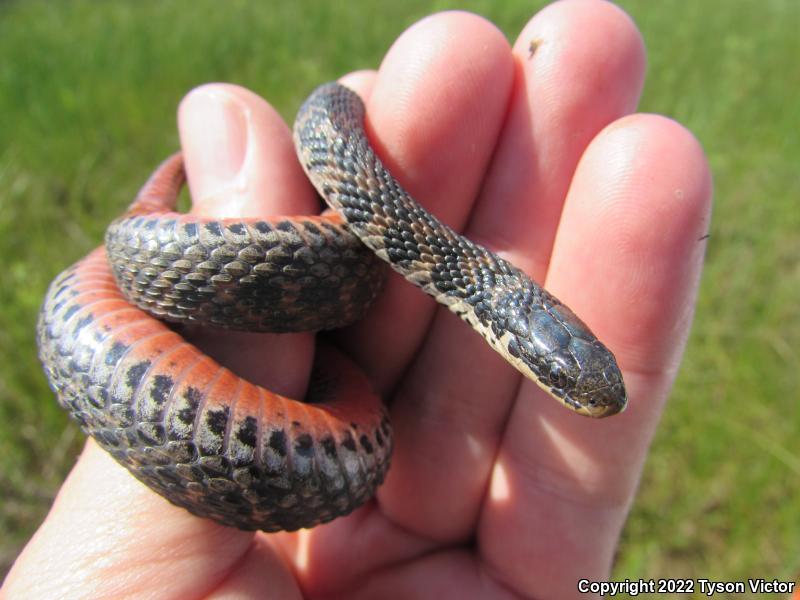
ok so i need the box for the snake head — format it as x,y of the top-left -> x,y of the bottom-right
502,292 -> 627,418
554,337 -> 627,418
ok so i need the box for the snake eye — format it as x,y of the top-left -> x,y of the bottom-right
549,364 -> 567,389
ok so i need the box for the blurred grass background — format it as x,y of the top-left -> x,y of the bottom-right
1,0 -> 798,588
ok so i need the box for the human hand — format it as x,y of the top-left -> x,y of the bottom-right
5,2 -> 711,598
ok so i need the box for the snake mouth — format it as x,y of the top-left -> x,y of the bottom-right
565,383 -> 627,418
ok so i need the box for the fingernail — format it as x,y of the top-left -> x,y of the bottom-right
179,86 -> 249,195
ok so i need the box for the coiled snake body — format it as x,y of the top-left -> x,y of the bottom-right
37,83 -> 626,531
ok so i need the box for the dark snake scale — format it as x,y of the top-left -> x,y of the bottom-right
37,82 -> 627,532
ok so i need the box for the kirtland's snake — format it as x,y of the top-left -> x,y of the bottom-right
37,82 -> 627,531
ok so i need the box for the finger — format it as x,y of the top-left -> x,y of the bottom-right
334,12 -> 514,392
380,0 -> 646,542
178,83 -> 318,398
470,0 -> 646,278
338,69 -> 377,100
480,115 -> 712,597
181,84 -> 319,219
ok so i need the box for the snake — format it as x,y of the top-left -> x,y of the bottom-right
37,82 -> 627,532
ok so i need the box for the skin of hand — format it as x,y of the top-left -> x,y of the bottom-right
3,2 -> 712,599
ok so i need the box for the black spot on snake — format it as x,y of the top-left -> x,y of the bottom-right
294,434 -> 314,458
149,374 -> 173,405
236,417 -> 257,448
341,431 -> 357,452
125,360 -> 151,389
268,430 -> 288,457
206,407 -> 229,436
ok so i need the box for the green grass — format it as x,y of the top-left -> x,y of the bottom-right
1,0 -> 798,589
